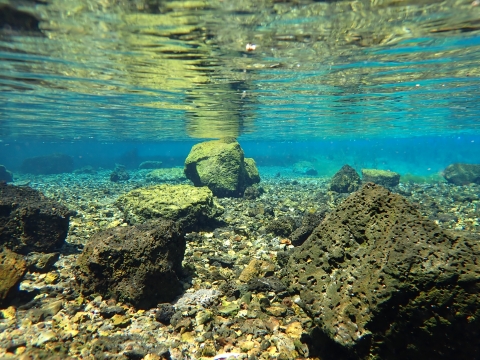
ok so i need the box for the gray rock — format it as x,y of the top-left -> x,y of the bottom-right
287,183 -> 480,359
292,161 -> 318,176
139,160 -> 163,169
20,153 -> 73,175
443,163 -> 480,185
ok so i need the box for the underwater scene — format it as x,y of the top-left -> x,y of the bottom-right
1,0 -> 480,359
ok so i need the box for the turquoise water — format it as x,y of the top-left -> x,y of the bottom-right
1,0 -> 480,159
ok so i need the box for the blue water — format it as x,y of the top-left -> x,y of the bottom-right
1,0 -> 480,176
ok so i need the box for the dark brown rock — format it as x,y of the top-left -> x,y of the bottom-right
443,163 -> 480,185
0,183 -> 73,254
0,249 -> 27,305
20,153 -> 74,175
288,183 -> 480,359
75,219 -> 186,309
265,216 -> 297,238
329,164 -> 361,193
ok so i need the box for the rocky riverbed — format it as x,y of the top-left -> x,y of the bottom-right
1,167 -> 479,360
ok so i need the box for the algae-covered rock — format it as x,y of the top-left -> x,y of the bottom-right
443,163 -> 480,185
329,164 -> 361,193
115,184 -> 222,231
75,219 -> 185,309
287,183 -> 480,359
361,168 -> 400,187
139,160 -> 162,169
145,168 -> 186,183
184,138 -> 260,198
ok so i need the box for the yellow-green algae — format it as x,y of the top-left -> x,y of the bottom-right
115,184 -> 222,224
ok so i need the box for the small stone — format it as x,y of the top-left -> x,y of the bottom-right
99,306 -> 125,319
218,302 -> 240,317
239,340 -> 255,352
0,306 -> 16,319
34,330 -> 57,346
239,259 -> 275,282
42,300 -> 63,317
285,321 -> 303,339
195,310 -> 213,326
44,271 -> 59,284
181,331 -> 195,343
265,305 -> 287,317
111,314 -> 131,328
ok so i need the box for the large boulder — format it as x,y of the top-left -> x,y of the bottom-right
0,165 -> 13,183
115,184 -> 222,231
329,164 -> 361,193
443,163 -> 480,185
361,168 -> 400,188
0,183 -> 73,254
184,138 -> 260,197
0,249 -> 27,305
75,220 -> 185,309
20,153 -> 74,175
287,183 -> 480,359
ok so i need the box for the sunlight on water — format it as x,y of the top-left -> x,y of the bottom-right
1,0 -> 480,141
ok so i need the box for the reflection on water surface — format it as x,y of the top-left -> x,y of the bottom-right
1,0 -> 480,140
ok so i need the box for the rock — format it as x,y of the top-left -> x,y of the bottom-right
0,165 -> 13,182
247,277 -> 287,293
99,306 -> 125,319
155,303 -> 175,325
243,184 -> 265,200
292,161 -> 318,176
287,183 -> 480,359
139,161 -> 163,169
184,138 -> 260,197
74,166 -> 96,175
0,183 -> 73,254
361,168 -> 400,187
0,249 -> 27,305
110,164 -> 130,182
244,158 -> 260,184
239,259 -> 275,283
443,163 -> 480,185
115,184 -> 223,232
145,168 -> 186,182
25,252 -> 59,272
329,164 -> 361,193
290,210 -> 327,246
20,153 -> 73,175
265,216 -> 297,237
74,219 -> 186,309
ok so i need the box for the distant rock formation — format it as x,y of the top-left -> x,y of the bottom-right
287,183 -> 480,359
443,163 -> 480,185
0,165 -> 13,183
184,138 -> 260,198
20,153 -> 74,175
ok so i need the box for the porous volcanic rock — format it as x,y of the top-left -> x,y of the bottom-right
361,168 -> 400,188
184,138 -> 260,197
0,165 -> 13,183
443,163 -> 480,185
0,183 -> 73,254
287,183 -> 480,359
289,210 -> 327,246
75,220 -> 186,309
329,164 -> 361,193
115,184 -> 222,231
20,153 -> 74,175
0,249 -> 27,305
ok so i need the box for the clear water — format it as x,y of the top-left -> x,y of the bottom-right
1,0 -> 480,156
